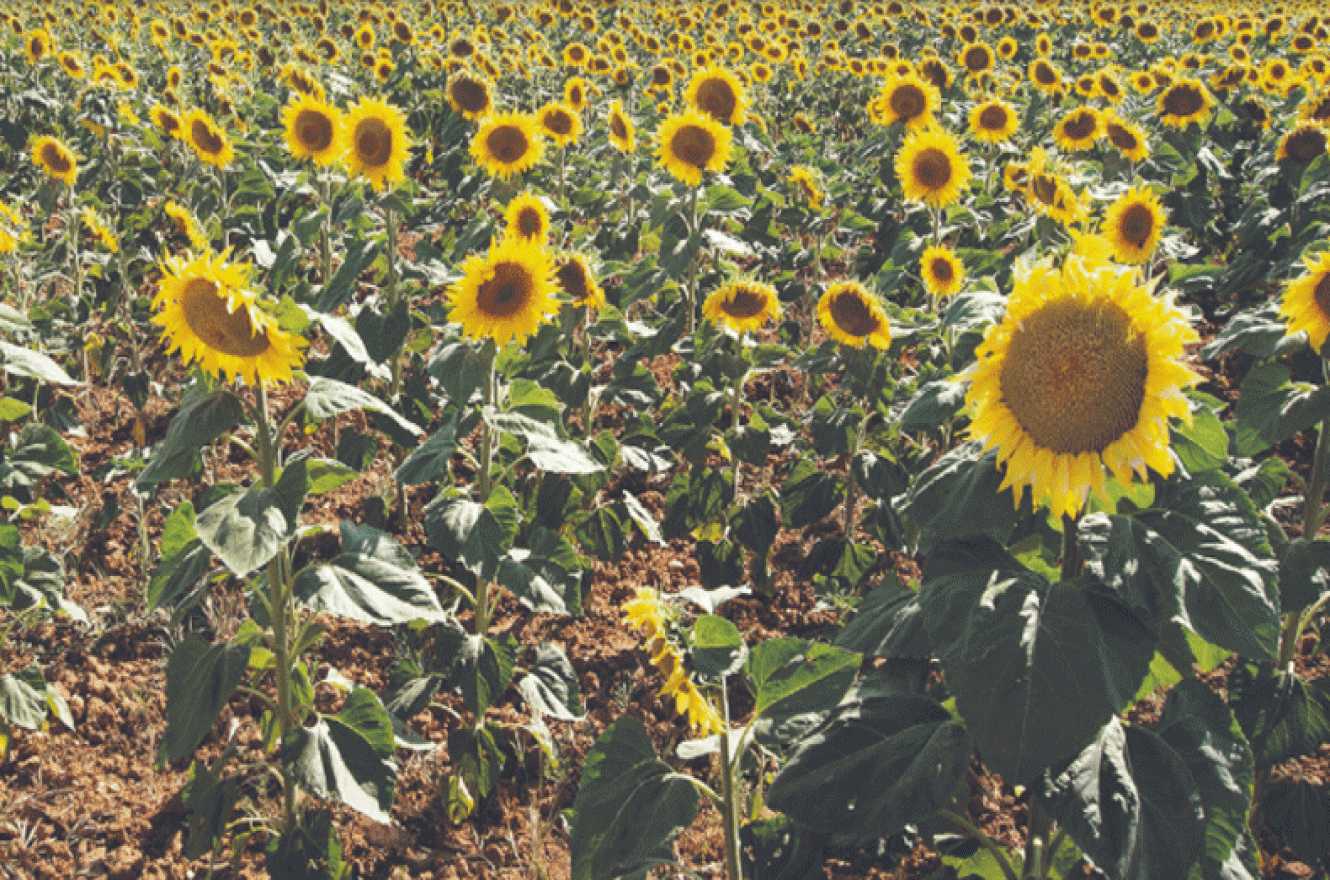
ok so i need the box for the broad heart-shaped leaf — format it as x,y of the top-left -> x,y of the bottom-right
1228,661 -> 1330,770
1277,538 -> 1330,615
316,234 -> 380,312
483,409 -> 604,474
1262,779 -> 1330,869
1079,514 -> 1187,634
282,688 -> 397,823
147,538 -> 213,620
427,337 -> 492,405
1170,407 -> 1229,475
765,675 -> 973,842
1157,680 -> 1253,873
9,423 -> 77,478
779,458 -> 843,529
835,584 -> 931,660
1038,718 -> 1206,880
304,376 -> 422,438
441,631 -> 518,718
1233,361 -> 1330,456
570,717 -> 698,880
0,672 -> 47,730
744,637 -> 860,727
691,614 -> 747,679
919,539 -> 1155,785
158,634 -> 253,764
0,340 -> 80,385
394,409 -> 479,485
195,484 -> 291,577
903,442 -> 1029,554
496,547 -> 573,615
181,757 -> 241,860
899,379 -> 968,434
517,643 -> 583,721
137,389 -> 246,489
1199,302 -> 1287,360
293,550 -> 449,626
424,494 -> 510,581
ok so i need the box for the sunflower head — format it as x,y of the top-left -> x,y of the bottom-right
703,279 -> 780,334
283,94 -> 343,165
449,235 -> 557,347
657,109 -> 734,187
817,281 -> 891,348
1053,106 -> 1101,151
966,254 -> 1198,519
154,250 -> 307,386
31,136 -> 78,186
448,71 -> 493,119
968,98 -> 1018,144
0,202 -> 29,255
872,72 -> 939,129
788,165 -> 823,209
1103,187 -> 1167,265
472,112 -> 544,180
607,100 -> 636,153
685,65 -> 748,125
1103,115 -> 1151,162
564,76 -> 594,111
182,110 -> 236,168
345,97 -> 410,191
921,245 -> 965,298
503,192 -> 552,245
538,102 -> 582,147
1157,77 -> 1214,129
1281,249 -> 1330,355
1278,122 -> 1329,164
554,253 -> 606,309
895,127 -> 972,209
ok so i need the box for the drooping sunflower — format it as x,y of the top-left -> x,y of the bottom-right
1026,150 -> 1087,226
685,65 -> 747,125
181,109 -> 235,168
449,235 -> 557,347
471,112 -> 544,180
31,136 -> 78,186
0,202 -> 27,254
657,109 -> 733,187
895,128 -> 971,209
1278,122 -> 1329,164
703,279 -> 780,333
871,72 -> 938,130
81,208 -> 118,253
164,200 -> 207,249
154,250 -> 307,386
920,245 -> 965,298
282,94 -> 343,165
1103,115 -> 1151,162
607,100 -> 636,152
1102,187 -> 1167,265
966,254 -> 1198,519
1156,77 -> 1214,129
968,98 -> 1018,144
564,76 -> 594,112
1053,106 -> 1101,152
817,281 -> 891,349
1280,248 -> 1330,355
554,253 -> 606,309
537,102 -> 582,147
788,165 -> 823,209
150,104 -> 182,138
502,192 -> 552,245
343,97 -> 409,191
447,71 -> 493,120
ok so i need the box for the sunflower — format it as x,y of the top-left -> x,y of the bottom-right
59,51 -> 85,79
895,128 -> 971,209
1156,77 -> 1214,129
81,208 -> 118,253
344,97 -> 409,191
788,164 -> 823,209
31,136 -> 77,186
968,98 -> 1018,144
537,102 -> 582,147
657,109 -> 733,187
449,235 -> 557,347
958,41 -> 994,75
448,71 -> 493,119
1029,59 -> 1063,94
154,250 -> 306,386
164,201 -> 207,249
703,279 -> 780,333
23,29 -> 51,65
0,202 -> 28,254
1102,187 -> 1167,265
919,57 -> 952,91
1053,106 -> 1101,152
472,112 -> 544,180
1130,71 -> 1156,93
871,72 -> 938,129
921,245 -> 964,298
554,253 -> 606,309
181,109 -> 235,168
817,281 -> 891,349
1026,150 -> 1087,225
1103,115 -> 1150,162
503,192 -> 551,245
966,254 -> 1198,519
1280,248 -> 1330,355
685,65 -> 747,125
282,94 -> 343,165
564,76 -> 594,111
607,100 -> 636,152
1278,122 -> 1329,164
149,104 -> 182,138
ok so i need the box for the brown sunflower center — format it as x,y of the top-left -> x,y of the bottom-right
1105,122 -> 1139,152
40,143 -> 72,174
999,297 -> 1147,455
569,46 -> 585,62
890,83 -> 926,120
477,261 -> 534,318
180,278 -> 271,357
695,78 -> 737,121
542,109 -> 574,137
451,78 -> 490,113
671,124 -> 717,168
191,119 -> 225,156
1162,84 -> 1204,117
1031,173 -> 1059,206
829,291 -> 880,337
354,117 -> 392,168
487,124 -> 531,164
651,65 -> 671,86
930,258 -> 955,283
911,147 -> 953,191
1062,111 -> 1097,141
979,105 -> 1009,131
556,260 -> 592,302
610,113 -> 629,140
963,46 -> 990,72
515,206 -> 544,237
1034,62 -> 1058,86
1308,95 -> 1330,123
1284,127 -> 1328,163
720,285 -> 769,319
1314,273 -> 1330,322
1118,203 -> 1156,247
295,109 -> 334,152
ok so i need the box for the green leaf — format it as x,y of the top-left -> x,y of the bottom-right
744,638 -> 859,730
293,538 -> 449,626
730,492 -> 779,555
282,689 -> 397,823
692,614 -> 747,679
316,234 -> 379,312
0,397 -> 32,421
1171,407 -> 1228,475
147,538 -> 213,618
304,377 -> 422,438
394,410 -> 477,484
264,808 -> 348,880
904,442 -> 1027,554
10,423 -> 78,477
307,458 -> 358,494
835,584 -> 930,660
920,539 -> 1156,785
1277,538 -> 1330,614
765,675 -> 973,842
1263,779 -> 1330,869
272,454 -> 311,528
427,338 -> 490,404
484,410 -> 604,474
517,643 -> 583,721
1233,456 -> 1289,510
195,484 -> 292,577
1233,361 -> 1330,456
137,390 -> 246,489
443,631 -> 518,718
570,717 -> 698,880
355,300 -> 411,365
0,341 -> 80,385
1229,661 -> 1330,770
0,672 -> 47,730
576,504 -> 626,563
160,502 -> 197,561
779,458 -> 843,528
899,380 -> 967,433
808,396 -> 857,457
182,757 -> 241,860
1041,718 -> 1205,880
425,495 -> 508,580
158,634 -> 253,763
448,723 -> 504,801
1199,303 -> 1288,360
496,547 -> 574,615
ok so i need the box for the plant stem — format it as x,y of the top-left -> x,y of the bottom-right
68,190 -> 82,306
730,368 -> 745,498
1024,801 -> 1053,879
940,810 -> 1020,880
473,349 -> 497,644
320,173 -> 332,285
717,677 -> 743,880
685,184 -> 700,336
384,206 -> 403,400
1060,513 -> 1082,582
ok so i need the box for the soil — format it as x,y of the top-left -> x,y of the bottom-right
1,306 -> 1328,880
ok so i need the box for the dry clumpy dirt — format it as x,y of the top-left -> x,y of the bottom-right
0,325 -> 1327,880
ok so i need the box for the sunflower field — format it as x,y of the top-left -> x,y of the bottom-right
2,0 -> 1330,878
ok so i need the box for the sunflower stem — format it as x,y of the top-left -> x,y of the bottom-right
478,345 -> 495,505
1060,512 -> 1082,582
68,189 -> 82,307
685,184 -> 701,336
1024,801 -> 1053,880
729,367 -> 745,498
384,206 -> 403,400
843,403 -> 872,550
717,675 -> 743,880
319,173 -> 332,285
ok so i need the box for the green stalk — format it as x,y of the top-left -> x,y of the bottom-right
1024,801 -> 1053,879
843,407 -> 872,548
1060,512 -> 1082,582
69,190 -> 83,306
473,350 -> 497,643
940,810 -> 1020,880
384,206 -> 403,400
717,677 -> 743,880
685,184 -> 700,335
730,367 -> 745,497
320,173 -> 332,285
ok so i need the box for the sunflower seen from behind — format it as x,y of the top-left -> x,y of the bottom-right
704,279 -> 780,334
965,254 -> 1198,519
657,109 -> 733,187
282,94 -> 343,165
472,112 -> 544,180
31,136 -> 78,186
503,192 -> 552,246
344,97 -> 409,191
1103,187 -> 1167,265
896,127 -> 971,209
449,236 -> 557,348
817,281 -> 891,349
1280,247 -> 1330,355
1278,122 -> 1329,164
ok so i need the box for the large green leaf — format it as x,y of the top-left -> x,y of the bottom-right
691,614 -> 747,679
158,634 -> 253,763
496,548 -> 574,615
315,234 -> 380,312
304,376 -> 422,438
570,717 -> 698,880
904,442 -> 1028,553
517,643 -> 583,721
147,538 -> 213,620
1039,718 -> 1206,880
439,630 -> 518,718
1228,661 -> 1330,770
195,484 -> 292,577
0,341 -> 80,385
182,756 -> 241,860
282,689 -> 397,823
484,410 -> 604,474
919,539 -> 1155,784
1263,779 -> 1330,869
779,458 -> 843,529
427,338 -> 491,404
834,584 -> 930,660
1233,361 -> 1330,456
1277,538 -> 1330,614
424,494 -> 509,580
744,637 -> 859,729
294,551 -> 448,626
765,675 -> 972,841
137,390 -> 246,489
0,672 -> 47,730
394,410 -> 478,485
